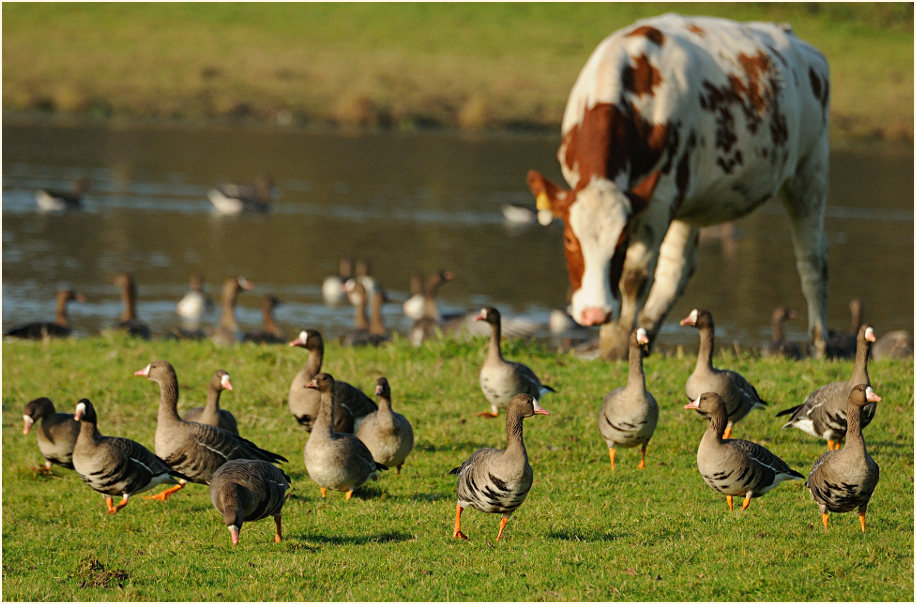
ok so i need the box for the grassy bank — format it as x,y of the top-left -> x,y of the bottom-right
2,3 -> 913,141
2,333 -> 913,601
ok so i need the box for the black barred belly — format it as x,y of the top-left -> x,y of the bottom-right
702,463 -> 774,497
458,471 -> 531,514
82,457 -> 151,496
810,479 -> 868,513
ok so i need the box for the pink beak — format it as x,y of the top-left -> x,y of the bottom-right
221,375 -> 233,391
865,387 -> 882,403
533,400 -> 549,415
23,417 -> 33,435
134,365 -> 150,378
229,526 -> 240,545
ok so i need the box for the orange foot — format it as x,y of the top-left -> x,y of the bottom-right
477,410 -> 499,418
453,530 -> 468,540
144,483 -> 184,502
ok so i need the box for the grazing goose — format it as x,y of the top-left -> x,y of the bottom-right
355,377 -> 414,475
806,384 -> 881,532
872,329 -> 914,360
408,270 -> 455,346
35,178 -> 89,211
402,272 -> 426,320
136,360 -> 287,501
598,328 -> 659,470
777,325 -> 877,450
23,397 -> 80,472
763,306 -> 802,360
680,308 -> 767,439
243,295 -> 285,344
211,276 -> 254,347
303,373 -> 387,499
183,370 -> 238,434
475,306 -> 555,417
208,176 -> 274,214
322,257 -> 354,306
685,392 -> 803,511
113,272 -> 151,339
826,299 -> 864,359
209,459 -> 292,545
176,273 -> 214,320
342,279 -> 372,347
4,289 -> 86,339
287,329 -> 377,432
72,398 -> 188,514
451,393 -> 549,541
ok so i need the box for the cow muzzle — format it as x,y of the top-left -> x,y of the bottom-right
578,306 -> 611,326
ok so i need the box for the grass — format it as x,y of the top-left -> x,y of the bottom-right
1,3 -> 913,140
2,332 -> 913,601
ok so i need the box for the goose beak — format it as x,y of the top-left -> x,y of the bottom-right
680,309 -> 698,326
305,378 -> 318,390
74,402 -> 86,421
684,395 -> 700,410
865,387 -> 882,403
134,364 -> 151,377
221,375 -> 233,391
865,327 -> 876,343
532,399 -> 549,415
22,415 -> 34,435
228,525 -> 240,545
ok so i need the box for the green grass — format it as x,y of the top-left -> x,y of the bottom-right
2,2 -> 913,140
2,333 -> 913,601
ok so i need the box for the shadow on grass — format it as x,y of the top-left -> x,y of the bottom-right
294,531 -> 415,546
547,530 -> 622,542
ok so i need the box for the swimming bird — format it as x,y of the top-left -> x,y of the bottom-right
4,289 -> 86,339
183,369 -> 238,434
451,393 -> 549,541
23,397 -> 80,472
209,459 -> 292,545
176,273 -> 214,321
35,178 -> 89,211
243,295 -> 285,344
763,306 -> 802,360
211,276 -> 254,346
355,377 -> 414,475
322,257 -> 354,306
114,272 -> 150,339
208,176 -> 274,214
826,299 -> 864,359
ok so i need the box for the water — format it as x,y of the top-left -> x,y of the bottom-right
2,118 -> 913,351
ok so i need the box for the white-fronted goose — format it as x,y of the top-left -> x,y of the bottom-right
209,459 -> 292,544
598,328 -> 659,469
114,272 -> 151,339
806,384 -> 881,532
826,299 -> 864,359
303,373 -> 387,499
135,360 -> 286,501
4,289 -> 86,339
342,278 -> 372,347
872,329 -> 914,360
183,370 -> 238,434
685,392 -> 803,511
211,276 -> 254,347
475,306 -> 555,418
680,308 -> 767,439
176,273 -> 214,320
367,290 -> 391,346
355,377 -> 414,475
208,176 -> 274,214
402,272 -> 425,320
287,329 -> 377,432
243,295 -> 285,344
72,398 -> 188,514
763,306 -> 802,360
35,178 -> 89,211
409,270 -> 455,346
451,393 -> 549,541
353,258 -> 381,300
322,257 -> 354,306
23,397 -> 80,472
777,325 -> 877,449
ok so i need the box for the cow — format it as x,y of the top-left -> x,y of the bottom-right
528,14 -> 830,359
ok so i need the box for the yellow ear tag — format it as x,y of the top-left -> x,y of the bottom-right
536,191 -> 550,211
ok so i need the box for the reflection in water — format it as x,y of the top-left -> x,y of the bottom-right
2,120 -> 913,351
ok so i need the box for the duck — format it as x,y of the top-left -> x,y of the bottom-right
243,295 -> 285,344
680,308 -> 767,439
806,384 -> 881,532
475,306 -> 555,417
776,325 -> 877,450
114,272 -> 151,339
303,373 -> 387,500
826,299 -> 864,359
401,272 -> 426,320
208,176 -> 274,215
287,329 -> 377,432
763,306 -> 802,360
322,257 -> 354,306
183,370 -> 238,434
211,276 -> 254,347
22,397 -> 80,472
72,398 -> 188,514
872,329 -> 914,360
135,360 -> 287,501
35,178 -> 89,211
355,377 -> 414,475
4,289 -> 86,339
598,328 -> 659,470
450,393 -> 549,541
342,279 -> 372,347
176,273 -> 214,321
408,270 -> 455,346
209,459 -> 292,545
684,392 -> 803,511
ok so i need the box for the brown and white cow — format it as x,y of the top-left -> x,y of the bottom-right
528,14 -> 830,359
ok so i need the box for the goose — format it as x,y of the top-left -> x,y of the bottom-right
598,328 -> 659,469
176,273 -> 214,320
342,279 -> 372,346
685,392 -> 803,511
450,393 -> 549,541
475,306 -> 555,417
367,290 -> 391,346
287,329 -> 377,432
680,308 -> 767,439
209,459 -> 292,545
763,306 -> 802,360
777,325 -> 877,450
408,270 -> 455,346
872,329 -> 913,360
113,272 -> 150,339
322,257 -> 354,306
353,258 -> 381,301
402,272 -> 426,320
826,299 -> 864,359
243,295 -> 285,344
135,360 -> 287,501
183,370 -> 238,434
211,276 -> 254,347
35,178 -> 89,211
303,373 -> 387,499
208,176 -> 274,215
72,398 -> 188,514
23,397 -> 80,472
806,384 -> 881,532
355,377 -> 414,475
4,289 -> 86,339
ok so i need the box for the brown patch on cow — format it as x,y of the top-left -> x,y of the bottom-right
622,54 -> 663,98
687,24 -> 705,36
625,25 -> 665,46
731,53 -> 773,115
562,222 -> 585,293
627,170 -> 660,214
527,170 -> 585,294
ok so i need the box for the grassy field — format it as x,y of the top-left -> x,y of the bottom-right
1,2 -> 913,141
1,333 -> 913,601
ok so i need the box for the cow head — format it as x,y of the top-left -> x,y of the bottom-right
528,170 -> 631,326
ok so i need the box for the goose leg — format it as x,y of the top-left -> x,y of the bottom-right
320,488 -> 328,498
106,494 -> 129,514
145,480 -> 186,501
608,448 -> 616,470
821,512 -> 829,530
274,516 -> 283,543
34,460 -> 54,474
396,465 -> 402,476
495,516 -> 509,541
477,410 -> 499,418
741,494 -> 752,511
726,495 -> 734,511
858,512 -> 866,533
827,440 -> 836,450
345,489 -> 353,500
638,442 -> 648,469
453,504 -> 468,540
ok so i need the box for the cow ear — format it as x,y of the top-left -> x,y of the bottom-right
527,170 -> 571,217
